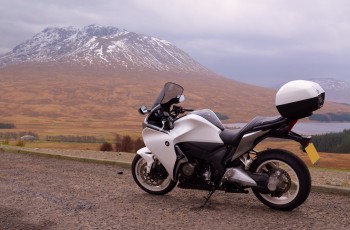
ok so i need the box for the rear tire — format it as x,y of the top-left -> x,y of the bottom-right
250,149 -> 311,211
131,154 -> 176,195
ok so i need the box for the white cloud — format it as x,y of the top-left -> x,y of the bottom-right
0,0 -> 349,84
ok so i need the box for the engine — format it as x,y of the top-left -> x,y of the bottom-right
178,160 -> 213,190
181,162 -> 196,176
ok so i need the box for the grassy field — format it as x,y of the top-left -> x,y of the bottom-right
257,139 -> 350,169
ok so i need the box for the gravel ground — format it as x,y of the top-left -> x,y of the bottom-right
5,146 -> 350,188
1,151 -> 350,230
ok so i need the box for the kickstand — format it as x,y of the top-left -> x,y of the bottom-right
200,189 -> 216,208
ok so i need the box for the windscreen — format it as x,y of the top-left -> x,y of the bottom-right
152,82 -> 184,108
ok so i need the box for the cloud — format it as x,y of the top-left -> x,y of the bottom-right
0,0 -> 349,85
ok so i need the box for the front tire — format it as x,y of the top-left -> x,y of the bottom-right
131,154 -> 176,195
250,149 -> 311,211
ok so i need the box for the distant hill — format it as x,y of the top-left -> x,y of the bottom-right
271,78 -> 350,105
1,26 -> 350,136
0,24 -> 209,74
311,78 -> 350,105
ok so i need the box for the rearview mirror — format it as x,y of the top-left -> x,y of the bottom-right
138,105 -> 148,115
179,95 -> 185,103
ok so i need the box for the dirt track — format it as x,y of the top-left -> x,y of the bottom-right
1,151 -> 349,230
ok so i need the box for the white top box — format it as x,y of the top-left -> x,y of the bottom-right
275,80 -> 325,119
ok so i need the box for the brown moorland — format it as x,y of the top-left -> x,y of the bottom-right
1,63 -> 350,138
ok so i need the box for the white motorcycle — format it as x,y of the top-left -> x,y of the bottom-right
132,81 -> 325,210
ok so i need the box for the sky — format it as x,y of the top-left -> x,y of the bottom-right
0,0 -> 349,87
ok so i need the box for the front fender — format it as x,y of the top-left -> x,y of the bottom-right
137,147 -> 154,173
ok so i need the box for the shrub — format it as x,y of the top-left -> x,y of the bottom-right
2,139 -> 9,145
134,137 -> 145,151
121,135 -> 133,152
16,139 -> 25,147
100,142 -> 113,151
114,134 -> 145,153
115,134 -> 122,152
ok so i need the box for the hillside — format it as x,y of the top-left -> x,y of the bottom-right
2,64 -> 350,137
1,25 -> 350,137
0,64 -> 272,135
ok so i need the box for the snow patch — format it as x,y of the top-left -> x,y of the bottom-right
0,25 -> 207,73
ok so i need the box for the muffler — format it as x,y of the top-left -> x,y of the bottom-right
222,167 -> 269,189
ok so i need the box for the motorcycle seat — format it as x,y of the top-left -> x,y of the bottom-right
220,116 -> 287,145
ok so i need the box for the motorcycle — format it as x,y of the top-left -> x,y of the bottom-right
132,81 -> 325,210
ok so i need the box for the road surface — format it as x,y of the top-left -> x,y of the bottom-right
1,151 -> 349,229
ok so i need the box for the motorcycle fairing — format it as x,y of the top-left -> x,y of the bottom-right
142,127 -> 177,179
136,147 -> 154,173
232,130 -> 270,159
142,113 -> 224,180
173,114 -> 223,143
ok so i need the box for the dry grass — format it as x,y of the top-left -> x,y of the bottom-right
3,138 -> 349,170
1,64 -> 350,169
258,140 -> 350,169
2,65 -> 350,138
3,140 -> 103,151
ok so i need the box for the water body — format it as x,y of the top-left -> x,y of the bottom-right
293,122 -> 350,135
226,122 -> 350,135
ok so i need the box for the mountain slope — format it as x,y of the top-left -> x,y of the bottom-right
2,64 -> 350,137
0,64 -> 276,134
0,25 -> 208,73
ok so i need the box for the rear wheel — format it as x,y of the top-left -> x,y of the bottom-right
131,154 -> 176,195
250,149 -> 311,211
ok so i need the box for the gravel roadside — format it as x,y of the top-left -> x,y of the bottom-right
2,146 -> 350,190
1,151 -> 350,230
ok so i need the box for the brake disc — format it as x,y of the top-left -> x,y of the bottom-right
268,169 -> 292,197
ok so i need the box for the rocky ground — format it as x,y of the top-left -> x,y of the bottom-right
1,151 -> 349,229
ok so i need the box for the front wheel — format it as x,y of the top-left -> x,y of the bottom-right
250,149 -> 311,211
131,154 -> 176,195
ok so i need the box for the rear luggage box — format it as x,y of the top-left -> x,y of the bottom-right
275,80 -> 325,119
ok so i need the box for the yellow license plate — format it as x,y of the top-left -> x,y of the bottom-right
305,143 -> 320,165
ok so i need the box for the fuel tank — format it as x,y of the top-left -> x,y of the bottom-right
172,109 -> 224,144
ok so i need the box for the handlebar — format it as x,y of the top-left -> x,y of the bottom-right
184,108 -> 194,112
160,106 -> 193,130
139,104 -> 194,131
172,105 -> 194,115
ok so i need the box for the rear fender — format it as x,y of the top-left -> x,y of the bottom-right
285,131 -> 312,148
137,147 -> 154,173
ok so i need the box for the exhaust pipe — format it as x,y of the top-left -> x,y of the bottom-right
222,167 -> 269,189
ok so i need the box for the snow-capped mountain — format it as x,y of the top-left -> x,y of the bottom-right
0,25 -> 208,73
312,78 -> 350,105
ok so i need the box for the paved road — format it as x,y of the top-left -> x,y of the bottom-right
1,152 -> 349,230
